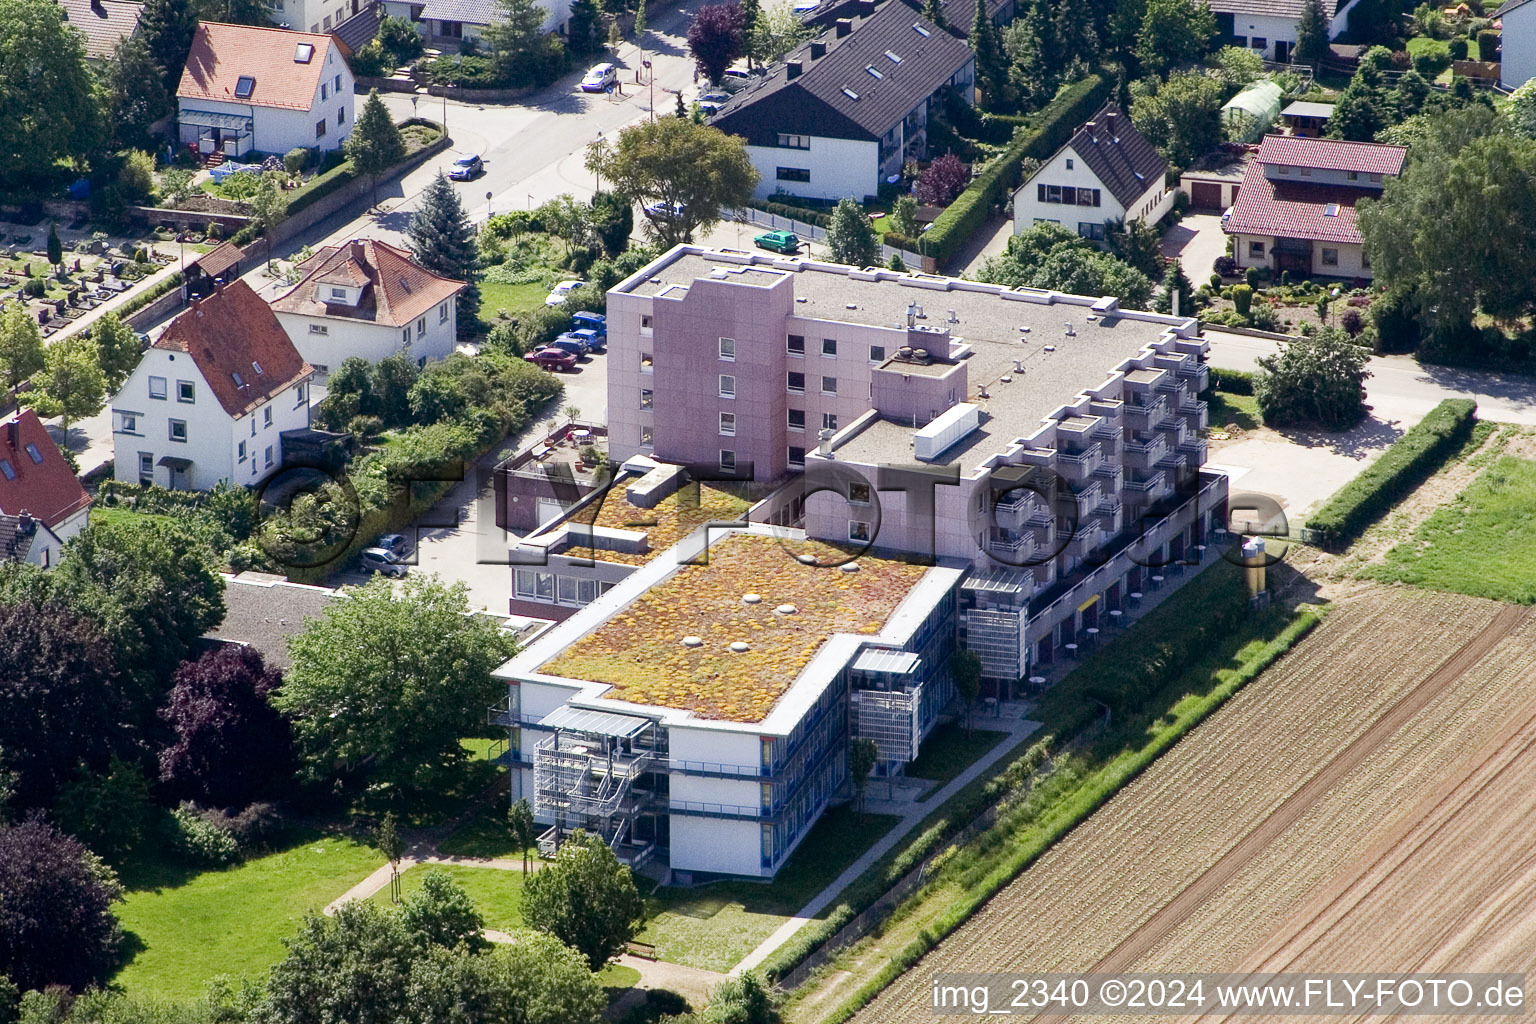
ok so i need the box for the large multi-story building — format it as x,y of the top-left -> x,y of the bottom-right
494,246 -> 1228,877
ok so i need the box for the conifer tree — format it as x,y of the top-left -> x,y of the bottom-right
407,172 -> 482,330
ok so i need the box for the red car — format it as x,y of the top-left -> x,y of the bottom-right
524,347 -> 579,372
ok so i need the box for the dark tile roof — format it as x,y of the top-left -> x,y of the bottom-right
711,0 -> 974,143
56,0 -> 143,60
270,239 -> 466,329
1495,0 -> 1534,15
1207,0 -> 1343,19
206,574 -> 340,671
420,0 -> 498,25
333,3 -> 382,51
1061,103 -> 1169,210
0,514 -> 42,563
0,410 -> 92,530
155,280 -> 314,419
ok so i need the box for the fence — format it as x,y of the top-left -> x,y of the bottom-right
733,207 -> 926,271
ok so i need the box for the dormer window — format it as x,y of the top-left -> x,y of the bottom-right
330,286 -> 349,301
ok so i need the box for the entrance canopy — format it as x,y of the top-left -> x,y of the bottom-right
539,705 -> 652,739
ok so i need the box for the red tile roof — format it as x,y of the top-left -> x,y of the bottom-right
1254,135 -> 1407,177
193,240 -> 247,279
270,239 -> 466,329
0,410 -> 91,530
57,0 -> 144,60
1223,167 -> 1368,245
177,22 -> 339,111
156,280 -> 314,419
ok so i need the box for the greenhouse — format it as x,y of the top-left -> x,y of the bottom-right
1222,80 -> 1284,144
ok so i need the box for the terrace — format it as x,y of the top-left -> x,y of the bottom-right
538,534 -> 932,723
548,482 -> 753,567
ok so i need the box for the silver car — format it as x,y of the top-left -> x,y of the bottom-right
359,547 -> 407,578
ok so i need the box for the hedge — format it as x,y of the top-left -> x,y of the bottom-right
921,74 -> 1112,267
1302,398 -> 1476,548
745,197 -> 832,228
1205,367 -> 1256,395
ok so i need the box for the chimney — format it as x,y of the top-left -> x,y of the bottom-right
809,40 -> 826,58
835,17 -> 852,36
16,512 -> 34,537
5,419 -> 16,450
786,59 -> 803,79
857,0 -> 875,15
817,427 -> 836,456
906,301 -> 916,327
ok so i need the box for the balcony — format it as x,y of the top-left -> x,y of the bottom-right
1092,424 -> 1123,458
1158,417 -> 1190,447
1057,442 -> 1104,480
1179,437 -> 1208,464
1125,395 -> 1170,430
1094,462 -> 1124,492
1186,400 -> 1210,431
1123,471 -> 1168,497
1124,434 -> 1168,469
988,529 -> 1036,562
1074,478 -> 1104,512
1177,363 -> 1210,393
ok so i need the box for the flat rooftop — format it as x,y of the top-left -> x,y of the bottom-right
550,482 -> 751,567
537,533 -> 932,723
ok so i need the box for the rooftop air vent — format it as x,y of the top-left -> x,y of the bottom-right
840,562 -> 861,572
1064,322 -> 1076,336
776,604 -> 798,614
682,635 -> 703,647
729,641 -> 751,653
742,593 -> 762,604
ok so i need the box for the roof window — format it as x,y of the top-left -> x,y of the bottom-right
842,87 -> 860,99
1324,203 -> 1340,216
294,42 -> 314,62
911,21 -> 929,34
25,443 -> 42,464
0,460 -> 13,481
234,75 -> 256,98
865,64 -> 883,78
252,360 -> 264,375
232,371 -> 246,387
885,49 -> 902,62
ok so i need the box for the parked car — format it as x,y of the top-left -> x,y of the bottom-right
524,347 -> 580,371
376,533 -> 410,558
571,327 -> 605,352
545,280 -> 584,306
571,310 -> 606,333
644,201 -> 686,220
754,230 -> 802,255
548,333 -> 590,358
697,90 -> 730,115
580,63 -> 618,92
359,547 -> 407,578
448,154 -> 483,180
719,64 -> 760,92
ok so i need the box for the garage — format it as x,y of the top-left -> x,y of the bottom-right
1190,181 -> 1225,210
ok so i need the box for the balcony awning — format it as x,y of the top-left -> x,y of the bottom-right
179,109 -> 254,132
853,648 -> 920,675
539,705 -> 651,738
157,456 -> 193,470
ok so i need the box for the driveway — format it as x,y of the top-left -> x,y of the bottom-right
1160,212 -> 1228,285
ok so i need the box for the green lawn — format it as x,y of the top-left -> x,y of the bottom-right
906,724 -> 1009,795
480,280 -> 553,318
113,832 -> 383,999
438,799 -> 539,861
597,962 -> 642,990
369,864 -> 527,932
636,806 -> 899,972
1207,388 -> 1260,432
1366,455 -> 1536,603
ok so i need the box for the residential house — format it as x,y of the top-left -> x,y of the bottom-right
708,0 -> 976,201
271,0 -> 371,35
1013,103 -> 1173,241
112,280 -> 315,491
0,410 -> 92,568
1223,134 -> 1406,280
1496,0 -> 1534,89
205,572 -> 342,670
57,0 -> 143,60
494,244 -> 1227,876
379,0 -> 572,48
270,239 -> 466,369
177,23 -> 355,159
1206,0 -> 1362,61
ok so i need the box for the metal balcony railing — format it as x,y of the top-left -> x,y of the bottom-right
1123,471 -> 1167,495
988,531 -> 1036,561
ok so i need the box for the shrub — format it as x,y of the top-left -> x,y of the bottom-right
1213,255 -> 1236,277
167,804 -> 240,866
1371,287 -> 1422,352
1243,266 -> 1259,288
1448,37 -> 1468,59
914,153 -> 970,206
1478,28 -> 1500,60
1232,283 -> 1253,317
378,14 -> 424,62
1206,367 -> 1256,395
349,38 -> 391,77
1304,398 -> 1476,546
1340,307 -> 1364,336
284,148 -> 310,174
1255,327 -> 1370,429
22,278 -> 45,297
348,414 -> 385,438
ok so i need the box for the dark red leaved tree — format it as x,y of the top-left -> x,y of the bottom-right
688,2 -> 744,84
915,153 -> 970,205
159,645 -> 292,808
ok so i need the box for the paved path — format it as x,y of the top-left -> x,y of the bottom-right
729,708 -> 1043,976
49,255 -> 184,345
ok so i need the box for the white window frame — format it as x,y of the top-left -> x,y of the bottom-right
821,376 -> 837,395
719,337 -> 736,360
719,411 -> 737,436
720,449 -> 736,473
149,376 -> 167,400
719,374 -> 736,398
168,419 -> 188,442
176,380 -> 195,403
849,519 -> 871,542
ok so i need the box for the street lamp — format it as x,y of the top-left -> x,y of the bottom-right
486,190 -> 494,219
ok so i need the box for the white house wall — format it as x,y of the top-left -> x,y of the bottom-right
271,0 -> 355,32
1225,12 -> 1303,59
1501,6 -> 1536,89
1014,145 -> 1129,235
275,300 -> 457,370
668,815 -> 764,876
747,138 -> 881,202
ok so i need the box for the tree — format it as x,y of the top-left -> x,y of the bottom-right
90,312 -> 144,391
634,0 -> 646,38
54,756 -> 153,859
349,92 -> 408,208
0,298 -> 45,395
1104,217 -> 1162,278
404,934 -> 606,1024
978,222 -> 1155,307
921,0 -> 947,29
400,869 -> 484,950
45,225 -> 62,274
1293,0 -> 1329,67
158,645 -> 291,808
1129,70 -> 1225,166
275,576 -> 518,794
264,903 -> 417,1024
408,173 -> 482,330
950,649 -> 983,735
1254,328 -> 1371,430
688,2 -> 745,84
249,177 -> 288,269
138,0 -> 198,91
522,830 -> 642,970
586,118 -> 758,246
1327,83 -> 1385,142
753,2 -> 813,64
483,0 -> 546,81
970,0 -> 1008,109
105,36 -> 172,148
915,153 -> 970,205
20,335 -> 107,431
1156,258 -> 1194,316
890,195 -> 920,238
0,0 -> 99,194
507,799 -> 536,873
738,0 -> 760,67
0,818 -> 123,992
707,973 -> 774,1024
849,737 -> 878,812
825,198 -> 879,268
374,811 -> 406,903
1510,80 -> 1536,140
0,603 -> 123,811
1135,0 -> 1216,76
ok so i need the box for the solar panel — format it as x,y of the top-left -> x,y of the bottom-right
294,42 -> 314,63
234,75 -> 255,98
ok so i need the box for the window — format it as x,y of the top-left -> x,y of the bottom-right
334,74 -> 342,92
822,412 -> 838,431
139,452 -> 154,486
640,388 -> 653,409
719,337 -> 736,360
1077,189 -> 1098,206
640,425 -> 653,448
1078,221 -> 1105,241
719,374 -> 736,398
1321,247 -> 1339,267
870,345 -> 885,362
0,459 -> 12,481
402,327 -> 412,343
329,287 -> 347,300
787,371 -> 805,393
1043,184 -> 1060,203
849,482 -> 871,504
116,412 -> 139,435
439,302 -> 449,323
338,107 -> 344,126
1065,158 -> 1074,169
640,352 -> 653,372
149,376 -> 167,399
515,570 -> 555,600
234,75 -> 256,98
640,314 -> 654,334
1038,184 -> 1098,206
787,334 -> 805,355
720,449 -> 736,473
788,445 -> 806,467
777,134 -> 810,149
264,406 -> 273,427
776,167 -> 811,182
168,419 -> 187,442
788,409 -> 806,430
821,338 -> 837,356
849,520 -> 871,542
309,323 -> 329,334
322,14 -> 331,27
1299,166 -> 1312,176
1277,164 -> 1290,175
238,440 -> 247,463
719,412 -> 737,435
321,82 -> 329,100
264,445 -> 274,468
1248,240 -> 1266,258
177,380 -> 195,403
316,118 -> 327,138
821,375 -> 837,395
1250,36 -> 1266,49
295,383 -> 306,405
295,41 -> 314,62
416,316 -> 427,335
1347,171 -> 1359,181
556,577 -> 599,606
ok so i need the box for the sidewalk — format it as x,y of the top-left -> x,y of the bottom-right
730,707 -> 1042,976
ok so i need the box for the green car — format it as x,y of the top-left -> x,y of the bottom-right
754,230 -> 802,254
